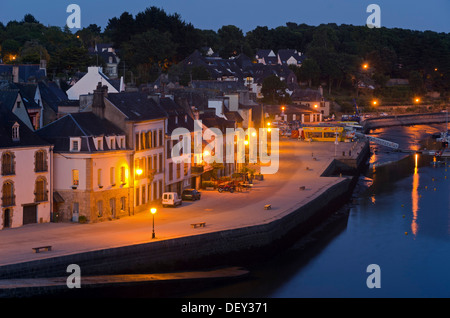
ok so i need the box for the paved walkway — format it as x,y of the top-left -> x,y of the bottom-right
0,139 -> 360,267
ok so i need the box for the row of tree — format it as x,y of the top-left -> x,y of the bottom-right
1,8 -> 449,96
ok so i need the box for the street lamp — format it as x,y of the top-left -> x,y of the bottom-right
362,63 -> 369,70
150,207 -> 157,239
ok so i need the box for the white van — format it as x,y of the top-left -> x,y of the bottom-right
162,192 -> 182,207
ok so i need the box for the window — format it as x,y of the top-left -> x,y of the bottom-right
141,185 -> 145,205
110,167 -> 115,185
135,187 -> 140,206
149,131 -> 153,148
96,138 -> 103,151
2,181 -> 15,207
169,162 -> 173,181
120,166 -> 126,184
70,138 -> 81,152
35,150 -> 47,172
35,177 -> 48,202
12,123 -> 19,141
120,196 -> 126,211
184,163 -> 189,176
97,169 -> 102,188
72,169 -> 79,186
97,200 -> 103,217
159,153 -> 163,172
177,163 -> 181,179
159,130 -> 163,147
1,152 -> 15,175
153,131 -> 157,148
135,133 -> 140,151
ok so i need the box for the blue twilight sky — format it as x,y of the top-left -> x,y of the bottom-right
0,0 -> 449,33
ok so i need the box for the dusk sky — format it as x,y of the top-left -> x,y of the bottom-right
1,0 -> 449,33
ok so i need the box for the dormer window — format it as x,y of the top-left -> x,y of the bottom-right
96,137 -> 103,151
70,137 -> 81,152
12,123 -> 19,142
107,136 -> 116,150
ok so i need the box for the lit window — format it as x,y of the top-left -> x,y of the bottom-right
72,169 -> 79,186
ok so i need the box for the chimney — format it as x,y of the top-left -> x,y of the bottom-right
12,66 -> 19,83
39,60 -> 47,77
92,82 -> 108,119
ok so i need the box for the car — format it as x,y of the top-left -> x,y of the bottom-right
162,192 -> 182,207
181,189 -> 201,201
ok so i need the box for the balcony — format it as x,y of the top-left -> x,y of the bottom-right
191,166 -> 204,175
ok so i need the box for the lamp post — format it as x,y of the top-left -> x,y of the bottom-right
150,207 -> 157,239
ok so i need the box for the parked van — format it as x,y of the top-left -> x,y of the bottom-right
162,192 -> 182,207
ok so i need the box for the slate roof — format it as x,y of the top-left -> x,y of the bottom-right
36,112 -> 126,152
159,97 -> 196,134
0,64 -> 46,82
38,81 -> 68,112
106,92 -> 168,121
0,89 -> 20,112
0,107 -> 50,148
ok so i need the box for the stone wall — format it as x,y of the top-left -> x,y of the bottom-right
0,176 -> 353,279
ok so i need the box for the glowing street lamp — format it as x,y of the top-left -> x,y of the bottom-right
414,97 -> 421,104
150,207 -> 157,239
362,63 -> 369,70
135,168 -> 143,177
372,100 -> 378,106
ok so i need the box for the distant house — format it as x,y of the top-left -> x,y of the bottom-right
89,43 -> 121,79
290,87 -> 330,117
277,49 -> 305,67
66,66 -> 124,100
0,107 -> 53,230
36,111 -> 133,223
255,49 -> 277,65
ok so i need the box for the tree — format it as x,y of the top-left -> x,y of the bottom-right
409,70 -> 425,94
261,75 -> 289,103
217,25 -> 246,58
296,59 -> 320,87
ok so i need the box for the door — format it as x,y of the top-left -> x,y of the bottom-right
72,202 -> 79,222
23,205 -> 37,225
110,198 -> 116,218
3,209 -> 10,228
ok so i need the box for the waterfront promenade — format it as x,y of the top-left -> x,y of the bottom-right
0,139 -> 365,271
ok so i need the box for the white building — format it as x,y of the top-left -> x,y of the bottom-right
0,110 -> 52,229
36,112 -> 133,223
66,66 -> 124,100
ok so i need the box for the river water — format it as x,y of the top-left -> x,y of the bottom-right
188,123 -> 450,298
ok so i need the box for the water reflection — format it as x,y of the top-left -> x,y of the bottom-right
411,153 -> 419,236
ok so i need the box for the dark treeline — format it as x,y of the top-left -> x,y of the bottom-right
1,7 -> 449,97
